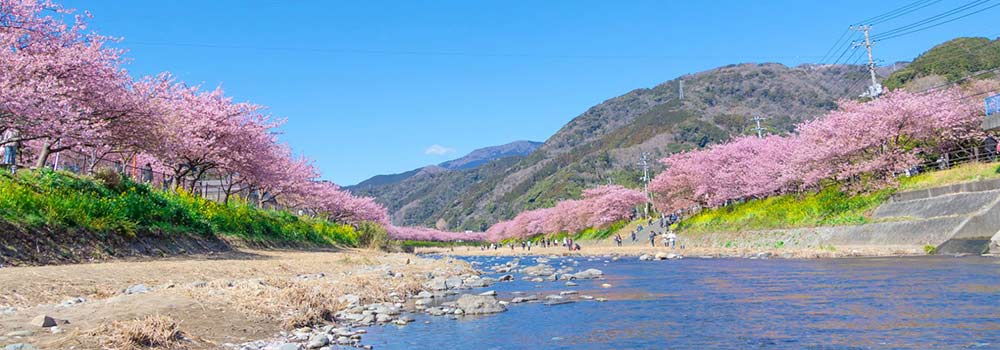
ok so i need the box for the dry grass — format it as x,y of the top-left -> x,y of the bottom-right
96,315 -> 186,350
0,250 -> 475,349
190,254 -> 473,330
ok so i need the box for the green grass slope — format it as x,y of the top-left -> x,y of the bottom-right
0,170 -> 362,246
674,163 -> 1000,234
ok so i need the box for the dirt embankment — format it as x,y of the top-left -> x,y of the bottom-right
0,221 -> 351,267
0,221 -> 236,267
0,249 -> 473,349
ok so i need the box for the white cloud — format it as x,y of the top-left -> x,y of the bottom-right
424,144 -> 456,156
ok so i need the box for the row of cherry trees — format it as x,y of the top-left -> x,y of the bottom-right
485,185 -> 646,242
0,0 -> 388,226
385,225 -> 487,242
649,87 -> 991,213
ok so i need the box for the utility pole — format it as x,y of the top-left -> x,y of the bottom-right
751,116 -> 767,138
851,25 -> 883,98
639,152 -> 651,218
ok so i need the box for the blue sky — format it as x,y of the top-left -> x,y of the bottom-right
65,0 -> 998,185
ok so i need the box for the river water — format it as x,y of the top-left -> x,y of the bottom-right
364,255 -> 1000,349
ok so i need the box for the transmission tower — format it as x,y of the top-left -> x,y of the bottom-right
751,116 -> 767,138
851,25 -> 883,98
638,152 -> 651,218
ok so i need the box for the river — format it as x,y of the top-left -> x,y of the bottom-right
362,255 -> 1000,349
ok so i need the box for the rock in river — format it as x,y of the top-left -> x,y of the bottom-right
306,334 -> 329,349
569,268 -> 603,280
522,264 -> 556,276
455,294 -> 507,315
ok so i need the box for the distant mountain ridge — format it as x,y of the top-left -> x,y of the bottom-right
439,141 -> 542,170
348,140 -> 541,189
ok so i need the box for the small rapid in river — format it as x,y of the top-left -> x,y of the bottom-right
363,255 -> 1000,349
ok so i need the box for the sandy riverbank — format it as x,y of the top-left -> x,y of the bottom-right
418,238 -> 928,259
0,249 -> 473,349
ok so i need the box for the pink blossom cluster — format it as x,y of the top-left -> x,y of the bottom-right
485,185 -> 645,241
0,0 -> 388,226
386,225 -> 488,242
649,88 -> 988,212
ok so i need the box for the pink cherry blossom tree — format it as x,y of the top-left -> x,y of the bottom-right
485,185 -> 644,241
649,87 -> 987,213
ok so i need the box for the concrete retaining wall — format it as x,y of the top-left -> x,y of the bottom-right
873,190 -> 1000,220
700,179 -> 1000,254
889,178 -> 1000,202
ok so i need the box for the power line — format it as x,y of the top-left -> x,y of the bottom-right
828,34 -> 865,66
856,0 -> 934,24
872,0 -> 996,41
868,0 -> 945,25
875,2 -> 1000,41
818,28 -> 852,64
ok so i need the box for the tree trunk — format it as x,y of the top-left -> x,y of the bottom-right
34,141 -> 53,169
189,167 -> 209,195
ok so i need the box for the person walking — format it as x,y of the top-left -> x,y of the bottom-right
631,230 -> 637,243
2,128 -> 19,173
614,234 -> 623,247
667,231 -> 678,249
649,231 -> 656,247
986,136 -> 998,162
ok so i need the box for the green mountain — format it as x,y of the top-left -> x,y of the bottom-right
353,37 -> 1000,231
884,37 -> 1000,90
354,62 -> 878,230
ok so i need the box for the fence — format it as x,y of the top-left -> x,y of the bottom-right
2,148 -> 287,210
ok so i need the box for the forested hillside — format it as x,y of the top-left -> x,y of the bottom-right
884,37 -> 1000,90
359,62 -> 875,230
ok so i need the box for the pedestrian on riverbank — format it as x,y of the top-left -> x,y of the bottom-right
2,128 -> 19,173
667,231 -> 677,249
527,240 -> 532,251
574,243 -> 581,251
649,232 -> 656,247
614,234 -> 623,247
631,230 -> 637,243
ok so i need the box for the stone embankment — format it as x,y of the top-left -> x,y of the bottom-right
872,178 -> 1000,255
633,179 -> 1000,256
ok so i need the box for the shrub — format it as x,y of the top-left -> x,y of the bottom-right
92,167 -> 123,190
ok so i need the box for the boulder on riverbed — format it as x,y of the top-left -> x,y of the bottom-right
30,315 -> 56,328
522,264 -> 556,276
568,268 -> 603,280
455,294 -> 507,315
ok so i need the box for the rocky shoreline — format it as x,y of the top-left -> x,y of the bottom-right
417,241 -> 935,259
222,255 -> 615,350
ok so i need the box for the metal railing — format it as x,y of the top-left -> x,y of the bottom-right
1,148 -> 283,209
